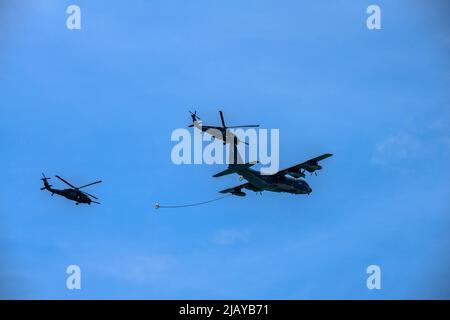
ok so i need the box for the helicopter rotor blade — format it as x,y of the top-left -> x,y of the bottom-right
219,111 -> 226,128
55,175 -> 77,189
41,173 -> 51,180
78,180 -> 102,189
226,125 -> 260,128
189,110 -> 201,120
80,190 -> 98,200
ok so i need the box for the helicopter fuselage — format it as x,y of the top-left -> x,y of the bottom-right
194,122 -> 241,144
44,186 -> 92,205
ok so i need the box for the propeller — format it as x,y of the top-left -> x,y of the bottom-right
226,125 -> 260,128
189,110 -> 201,121
55,175 -> 101,200
189,110 -> 260,132
188,111 -> 201,127
78,180 -> 102,189
80,190 -> 98,200
219,111 -> 259,129
40,173 -> 52,190
55,175 -> 77,189
219,111 -> 226,128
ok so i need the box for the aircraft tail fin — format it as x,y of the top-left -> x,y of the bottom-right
213,161 -> 258,178
213,136 -> 258,177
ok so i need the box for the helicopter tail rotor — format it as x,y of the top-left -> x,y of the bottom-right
189,110 -> 201,126
40,173 -> 52,190
41,173 -> 50,180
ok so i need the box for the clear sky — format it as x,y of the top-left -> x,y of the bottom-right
0,0 -> 449,299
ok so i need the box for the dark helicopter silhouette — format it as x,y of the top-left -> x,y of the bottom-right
40,173 -> 102,205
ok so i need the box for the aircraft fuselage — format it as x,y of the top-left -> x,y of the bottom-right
46,187 -> 92,204
236,168 -> 312,195
194,122 -> 241,144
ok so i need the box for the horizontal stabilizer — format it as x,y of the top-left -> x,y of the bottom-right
213,168 -> 235,178
213,161 -> 258,178
219,181 -> 262,196
230,161 -> 258,169
219,183 -> 249,197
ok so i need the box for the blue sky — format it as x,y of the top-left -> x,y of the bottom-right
0,0 -> 449,299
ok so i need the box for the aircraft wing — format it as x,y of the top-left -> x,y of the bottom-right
275,153 -> 333,178
219,182 -> 262,196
